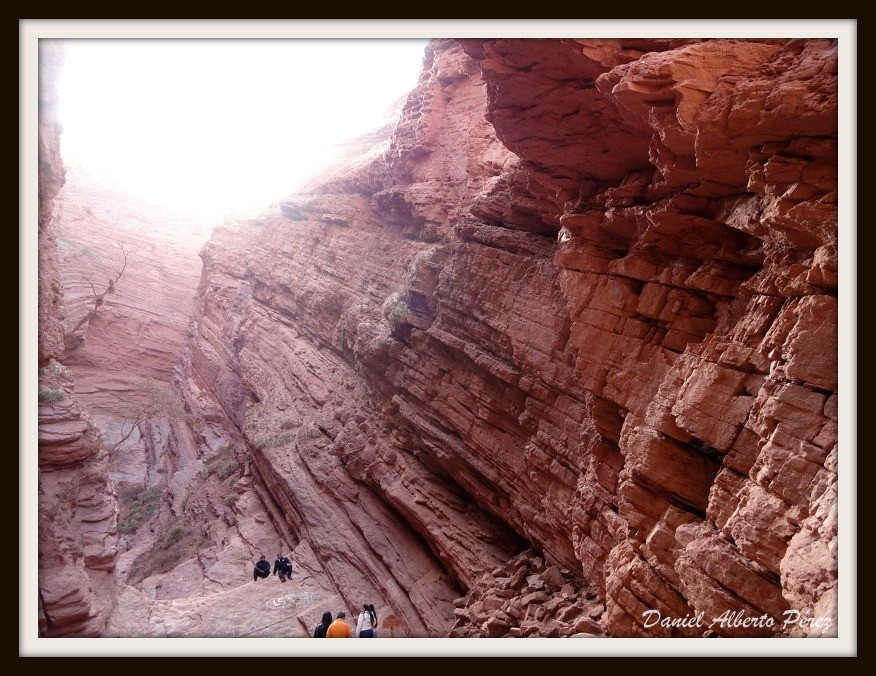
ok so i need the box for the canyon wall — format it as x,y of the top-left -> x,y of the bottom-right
54,167 -> 208,489
56,167 -> 208,413
38,41 -> 66,365
50,163 -> 311,637
37,36 -> 838,641
37,42 -> 120,638
181,38 -> 838,638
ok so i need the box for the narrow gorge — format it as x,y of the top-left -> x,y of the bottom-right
35,37 -> 840,642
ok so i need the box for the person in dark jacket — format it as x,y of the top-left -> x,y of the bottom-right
313,611 -> 333,638
253,555 -> 271,581
273,552 -> 292,582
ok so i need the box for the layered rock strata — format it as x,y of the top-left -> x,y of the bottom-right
49,159 -> 303,630
40,73 -> 324,638
38,40 -> 66,365
54,167 -> 208,493
38,362 -> 120,637
181,37 -> 838,638
36,42 -> 120,637
55,167 -> 208,415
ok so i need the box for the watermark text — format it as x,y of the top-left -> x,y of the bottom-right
641,608 -> 833,633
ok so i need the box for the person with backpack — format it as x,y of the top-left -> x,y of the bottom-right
356,603 -> 378,638
253,555 -> 271,582
313,611 -> 333,638
273,552 -> 292,582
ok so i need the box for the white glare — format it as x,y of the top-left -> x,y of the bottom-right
57,39 -> 429,221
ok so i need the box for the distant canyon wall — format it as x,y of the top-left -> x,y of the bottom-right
54,168 -> 208,494
181,38 -> 838,637
55,168 -> 207,414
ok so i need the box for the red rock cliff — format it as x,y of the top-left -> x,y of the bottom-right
49,169 -> 317,637
181,38 -> 838,637
55,167 -> 208,414
37,42 -> 121,638
38,41 -> 66,365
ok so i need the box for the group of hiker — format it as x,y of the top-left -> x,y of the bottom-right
312,605 -> 379,638
253,553 -> 292,583
253,554 -> 380,637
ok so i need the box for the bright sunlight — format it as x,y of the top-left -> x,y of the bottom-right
57,39 -> 429,222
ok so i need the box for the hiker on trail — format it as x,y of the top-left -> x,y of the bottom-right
253,555 -> 271,582
313,611 -> 333,638
326,611 -> 352,637
356,603 -> 378,638
273,552 -> 292,583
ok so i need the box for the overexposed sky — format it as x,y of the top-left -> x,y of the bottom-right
57,39 -> 429,221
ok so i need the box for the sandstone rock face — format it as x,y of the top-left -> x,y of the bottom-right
38,41 -> 66,366
38,363 -> 120,637
39,36 -> 837,641
48,167 -> 314,636
55,166 -> 208,415
54,166 -> 209,498
36,42 -> 121,638
179,38 -> 839,638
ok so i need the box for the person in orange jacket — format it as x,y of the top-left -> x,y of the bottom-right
326,611 -> 352,637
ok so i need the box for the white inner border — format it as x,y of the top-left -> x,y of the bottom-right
21,19 -> 856,658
